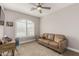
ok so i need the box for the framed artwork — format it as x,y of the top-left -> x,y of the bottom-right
6,22 -> 13,27
0,20 -> 4,25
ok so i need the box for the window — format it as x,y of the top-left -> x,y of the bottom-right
15,19 -> 34,38
27,20 -> 34,36
16,20 -> 26,37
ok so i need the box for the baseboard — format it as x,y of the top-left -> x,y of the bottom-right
67,47 -> 79,53
20,39 -> 36,44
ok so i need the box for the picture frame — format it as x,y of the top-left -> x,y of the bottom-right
6,22 -> 13,27
0,20 -> 4,25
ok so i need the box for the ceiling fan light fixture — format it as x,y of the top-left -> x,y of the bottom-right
37,7 -> 42,10
31,3 -> 51,13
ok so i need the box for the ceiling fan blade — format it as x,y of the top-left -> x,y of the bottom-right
31,3 -> 37,6
31,8 -> 37,11
41,7 -> 51,9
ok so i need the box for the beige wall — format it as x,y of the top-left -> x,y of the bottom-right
40,4 -> 79,51
4,9 -> 40,41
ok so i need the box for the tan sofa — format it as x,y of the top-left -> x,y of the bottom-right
38,33 -> 67,53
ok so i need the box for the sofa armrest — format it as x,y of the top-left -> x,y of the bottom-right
58,40 -> 67,49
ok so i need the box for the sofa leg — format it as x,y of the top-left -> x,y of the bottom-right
58,52 -> 62,54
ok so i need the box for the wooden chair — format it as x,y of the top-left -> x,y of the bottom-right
0,40 -> 16,56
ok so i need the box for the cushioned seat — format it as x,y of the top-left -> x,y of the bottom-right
54,34 -> 65,43
38,39 -> 49,44
49,41 -> 58,48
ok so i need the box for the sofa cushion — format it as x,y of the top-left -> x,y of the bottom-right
39,34 -> 43,38
38,39 -> 49,44
48,34 -> 54,40
42,33 -> 48,39
54,34 -> 65,43
49,41 -> 58,48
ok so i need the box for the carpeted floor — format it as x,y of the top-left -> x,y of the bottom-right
63,49 -> 79,56
15,41 -> 61,56
14,41 -> 79,56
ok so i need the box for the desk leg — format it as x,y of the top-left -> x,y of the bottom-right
12,49 -> 15,56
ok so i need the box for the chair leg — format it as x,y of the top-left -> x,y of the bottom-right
0,54 -> 2,56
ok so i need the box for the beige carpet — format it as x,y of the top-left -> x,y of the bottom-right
15,41 -> 61,56
63,49 -> 79,56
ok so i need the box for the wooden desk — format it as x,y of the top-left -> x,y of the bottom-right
0,40 -> 16,56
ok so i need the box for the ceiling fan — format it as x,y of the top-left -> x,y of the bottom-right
31,3 -> 51,13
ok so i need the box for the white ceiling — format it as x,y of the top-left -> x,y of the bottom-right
0,3 -> 73,18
